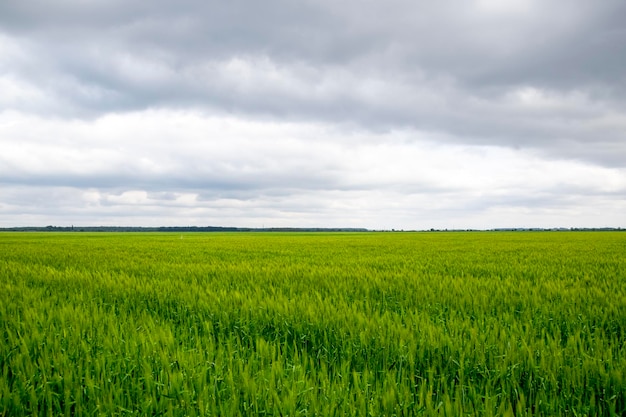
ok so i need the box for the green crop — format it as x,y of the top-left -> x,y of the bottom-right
1,232 -> 624,416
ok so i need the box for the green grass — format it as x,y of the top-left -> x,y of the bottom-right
1,231 -> 625,416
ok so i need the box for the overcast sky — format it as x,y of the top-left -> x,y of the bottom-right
1,0 -> 625,229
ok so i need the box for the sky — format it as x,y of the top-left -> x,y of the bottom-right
1,0 -> 625,230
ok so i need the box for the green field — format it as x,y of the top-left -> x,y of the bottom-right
1,232 -> 624,416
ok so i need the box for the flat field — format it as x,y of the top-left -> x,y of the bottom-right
0,231 -> 624,416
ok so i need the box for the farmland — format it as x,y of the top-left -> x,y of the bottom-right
0,231 -> 624,416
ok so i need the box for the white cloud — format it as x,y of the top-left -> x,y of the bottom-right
1,109 -> 624,228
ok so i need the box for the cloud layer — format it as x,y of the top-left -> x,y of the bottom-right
1,0 -> 625,228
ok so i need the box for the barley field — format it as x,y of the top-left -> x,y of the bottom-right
1,231 -> 624,416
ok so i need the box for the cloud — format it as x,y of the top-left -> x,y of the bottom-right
1,110 -> 624,228
0,0 -> 625,227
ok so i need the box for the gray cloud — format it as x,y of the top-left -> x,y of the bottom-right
1,0 -> 625,227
